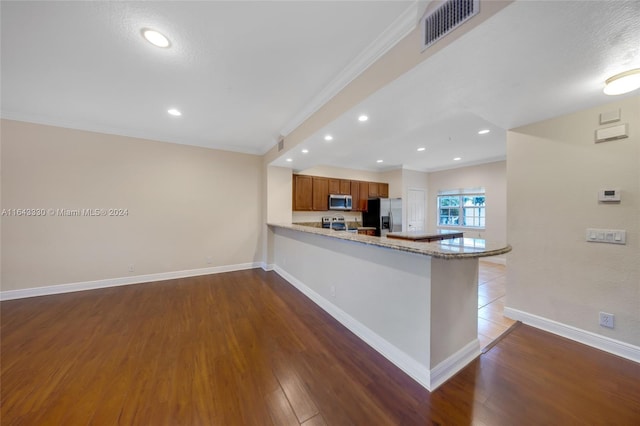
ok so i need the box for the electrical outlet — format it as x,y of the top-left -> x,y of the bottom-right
599,312 -> 615,329
128,264 -> 135,272
206,256 -> 213,264
330,285 -> 336,297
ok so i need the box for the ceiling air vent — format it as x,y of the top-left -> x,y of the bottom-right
277,137 -> 284,152
421,0 -> 479,50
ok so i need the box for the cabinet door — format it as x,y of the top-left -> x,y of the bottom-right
312,177 -> 329,211
368,182 -> 379,197
328,178 -> 340,194
293,175 -> 313,211
350,181 -> 360,211
339,179 -> 351,195
358,181 -> 369,211
379,183 -> 389,198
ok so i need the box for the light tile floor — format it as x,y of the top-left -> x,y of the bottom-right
478,261 -> 516,349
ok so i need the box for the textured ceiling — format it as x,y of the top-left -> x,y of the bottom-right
271,0 -> 640,172
2,1 -> 639,172
0,0 -> 414,154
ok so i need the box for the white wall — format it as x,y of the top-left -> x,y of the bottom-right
427,161 -> 507,246
1,120 -> 264,292
506,95 -> 640,349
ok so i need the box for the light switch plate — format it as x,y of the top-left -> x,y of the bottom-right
586,228 -> 626,245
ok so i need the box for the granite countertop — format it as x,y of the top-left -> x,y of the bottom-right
269,223 -> 511,259
386,230 -> 463,241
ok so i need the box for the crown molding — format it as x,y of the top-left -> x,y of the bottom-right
278,1 -> 419,138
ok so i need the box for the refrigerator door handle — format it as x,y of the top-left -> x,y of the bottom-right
389,211 -> 393,232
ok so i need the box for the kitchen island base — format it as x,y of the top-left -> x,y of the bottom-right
269,225 -> 495,391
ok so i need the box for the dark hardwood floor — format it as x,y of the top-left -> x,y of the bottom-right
2,269 -> 639,425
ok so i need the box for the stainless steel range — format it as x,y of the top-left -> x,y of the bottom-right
321,215 -> 346,231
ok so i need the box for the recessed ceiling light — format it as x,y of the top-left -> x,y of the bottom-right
167,108 -> 182,116
453,157 -> 462,161
142,29 -> 171,48
376,159 -> 384,163
478,129 -> 490,135
286,158 -> 293,162
301,149 -> 309,154
358,115 -> 369,122
324,135 -> 333,141
417,147 -> 426,152
604,68 -> 640,95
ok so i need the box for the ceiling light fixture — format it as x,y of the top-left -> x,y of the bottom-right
358,115 -> 369,122
376,159 -> 384,163
453,157 -> 461,161
417,147 -> 426,152
478,129 -> 490,135
604,68 -> 640,95
167,108 -> 182,116
286,158 -> 293,162
142,29 -> 171,48
324,135 -> 333,141
301,149 -> 309,154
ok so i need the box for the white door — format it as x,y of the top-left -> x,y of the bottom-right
407,189 -> 426,232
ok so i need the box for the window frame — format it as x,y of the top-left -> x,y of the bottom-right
437,189 -> 486,230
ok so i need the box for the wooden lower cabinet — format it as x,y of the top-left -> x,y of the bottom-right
358,228 -> 376,236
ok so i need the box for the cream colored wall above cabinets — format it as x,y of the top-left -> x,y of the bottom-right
506,95 -> 640,350
1,120 -> 264,292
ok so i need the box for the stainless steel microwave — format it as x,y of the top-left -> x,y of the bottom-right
329,194 -> 352,210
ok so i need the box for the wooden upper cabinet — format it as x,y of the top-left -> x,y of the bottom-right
368,182 -> 389,198
329,179 -> 351,195
368,182 -> 379,197
328,178 -> 340,194
379,183 -> 389,198
312,177 -> 329,211
340,180 -> 351,195
292,175 -> 387,212
293,175 -> 313,211
350,181 -> 360,211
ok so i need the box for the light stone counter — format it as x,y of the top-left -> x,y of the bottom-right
269,223 -> 511,259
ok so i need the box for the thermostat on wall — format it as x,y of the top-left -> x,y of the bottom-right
598,189 -> 621,202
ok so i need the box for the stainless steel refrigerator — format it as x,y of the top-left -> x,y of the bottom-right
362,198 -> 402,236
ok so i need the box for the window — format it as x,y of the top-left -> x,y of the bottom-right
437,188 -> 485,228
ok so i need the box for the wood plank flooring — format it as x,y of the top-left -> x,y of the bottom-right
477,261 -> 516,348
2,269 -> 639,425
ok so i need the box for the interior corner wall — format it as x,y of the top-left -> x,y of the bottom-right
506,95 -> 640,347
426,161 -> 507,245
1,119 -> 264,292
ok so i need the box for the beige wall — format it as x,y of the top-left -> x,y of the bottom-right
1,120 -> 263,291
427,161 -> 507,245
506,96 -> 640,347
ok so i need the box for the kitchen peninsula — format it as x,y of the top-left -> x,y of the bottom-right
267,223 -> 511,391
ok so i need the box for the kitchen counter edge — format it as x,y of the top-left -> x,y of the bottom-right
268,223 -> 512,259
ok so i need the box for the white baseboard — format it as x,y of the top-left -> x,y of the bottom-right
430,339 -> 481,390
261,262 -> 275,271
0,262 -> 261,301
504,307 -> 640,363
274,266 -> 481,391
